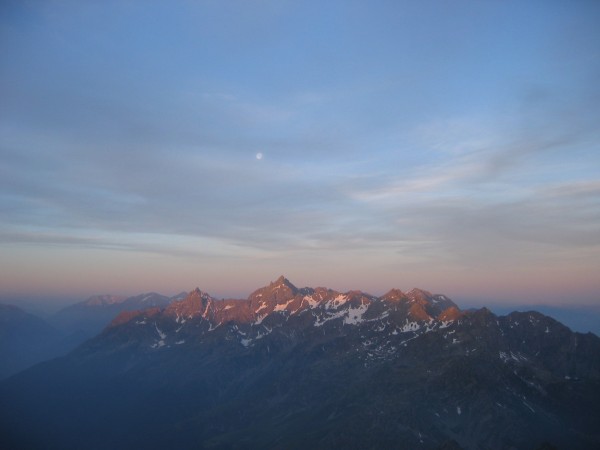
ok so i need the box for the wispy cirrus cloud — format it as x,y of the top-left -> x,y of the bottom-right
1,0 -> 599,302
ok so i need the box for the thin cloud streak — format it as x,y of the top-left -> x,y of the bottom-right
0,0 -> 599,303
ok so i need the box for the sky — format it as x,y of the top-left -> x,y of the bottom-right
1,0 -> 599,309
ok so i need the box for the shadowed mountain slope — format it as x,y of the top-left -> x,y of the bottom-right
1,277 -> 598,449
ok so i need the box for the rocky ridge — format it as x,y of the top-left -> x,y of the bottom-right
2,276 -> 599,450
106,275 -> 464,354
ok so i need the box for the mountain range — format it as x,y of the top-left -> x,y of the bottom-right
1,276 -> 599,449
48,291 -> 187,338
0,292 -> 186,379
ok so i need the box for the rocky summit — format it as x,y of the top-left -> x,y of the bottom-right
1,276 -> 599,450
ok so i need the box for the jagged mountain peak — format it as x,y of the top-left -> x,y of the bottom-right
268,275 -> 298,292
382,288 -> 438,303
184,288 -> 214,306
274,274 -> 293,285
407,287 -> 434,300
377,288 -> 461,322
381,288 -> 406,301
163,288 -> 216,319
190,287 -> 212,298
381,287 -> 454,305
121,292 -> 171,308
170,291 -> 188,301
83,294 -> 127,306
248,276 -> 299,307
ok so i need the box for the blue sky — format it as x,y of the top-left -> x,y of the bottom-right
1,0 -> 599,306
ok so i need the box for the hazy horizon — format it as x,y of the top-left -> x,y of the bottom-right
1,2 -> 599,311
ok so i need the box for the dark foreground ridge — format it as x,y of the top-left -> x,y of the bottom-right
1,276 -> 599,449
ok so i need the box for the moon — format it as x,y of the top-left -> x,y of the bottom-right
255,152 -> 263,160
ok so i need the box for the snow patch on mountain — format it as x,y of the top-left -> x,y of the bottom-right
303,295 -> 319,309
314,309 -> 347,327
254,314 -> 267,326
343,304 -> 369,325
499,351 -> 529,363
401,320 -> 421,332
274,299 -> 294,312
326,294 -> 349,310
155,324 -> 166,340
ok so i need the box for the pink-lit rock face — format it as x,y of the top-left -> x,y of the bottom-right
110,276 -> 462,332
